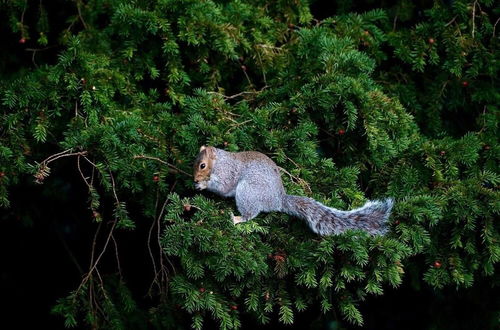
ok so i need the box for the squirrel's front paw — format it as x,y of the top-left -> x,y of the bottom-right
230,212 -> 244,225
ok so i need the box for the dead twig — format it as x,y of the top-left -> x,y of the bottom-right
133,155 -> 192,177
472,1 -> 476,38
278,166 -> 312,195
207,85 -> 268,101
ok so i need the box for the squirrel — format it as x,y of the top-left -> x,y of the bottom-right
193,146 -> 394,236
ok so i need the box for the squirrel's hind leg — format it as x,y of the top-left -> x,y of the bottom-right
234,180 -> 264,223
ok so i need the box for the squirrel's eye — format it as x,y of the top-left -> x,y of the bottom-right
200,163 -> 206,169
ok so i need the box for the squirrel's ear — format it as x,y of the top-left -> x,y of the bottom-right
206,146 -> 216,159
199,145 -> 207,152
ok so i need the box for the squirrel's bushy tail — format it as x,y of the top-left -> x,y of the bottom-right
282,195 -> 394,236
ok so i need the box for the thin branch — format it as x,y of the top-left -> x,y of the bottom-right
278,166 -> 312,195
133,155 -> 192,177
35,149 -> 88,183
77,155 -> 92,189
147,187 -> 162,295
439,80 -> 449,98
20,0 -> 27,37
493,17 -> 500,37
111,233 -> 122,280
445,15 -> 457,27
25,45 -> 58,67
107,167 -> 120,206
148,181 -> 177,297
241,66 -> 254,90
75,0 -> 88,29
256,50 -> 267,85
392,11 -> 398,32
225,119 -> 253,134
472,1 -> 478,38
78,218 -> 118,293
40,149 -> 87,165
207,85 -> 268,100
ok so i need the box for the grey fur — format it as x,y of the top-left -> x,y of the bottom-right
197,148 -> 393,236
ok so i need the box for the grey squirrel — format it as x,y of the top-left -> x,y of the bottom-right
193,146 -> 394,236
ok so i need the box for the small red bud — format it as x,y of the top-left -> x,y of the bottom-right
230,305 -> 238,311
462,81 -> 469,87
92,211 -> 100,218
183,204 -> 192,212
440,150 -> 446,156
241,65 -> 247,71
274,255 -> 285,262
428,38 -> 435,44
338,129 -> 346,135
19,38 -> 26,44
483,145 -> 490,150
81,78 -> 86,84
395,220 -> 400,225
0,172 -> 5,178
153,175 -> 160,182
199,287 -> 206,293
434,260 -> 442,268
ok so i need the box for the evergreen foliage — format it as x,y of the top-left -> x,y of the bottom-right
0,0 -> 498,328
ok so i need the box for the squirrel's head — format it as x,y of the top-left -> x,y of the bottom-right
193,145 -> 216,190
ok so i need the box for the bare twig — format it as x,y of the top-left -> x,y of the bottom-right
35,149 -> 88,183
393,12 -> 398,32
75,0 -> 88,29
472,1 -> 478,38
111,234 -> 122,279
241,65 -> 254,90
77,155 -> 92,189
40,149 -> 87,165
133,155 -> 192,177
147,192 -> 161,295
207,85 -> 268,100
225,119 -> 253,133
77,218 -> 118,294
107,167 -> 120,205
445,15 -> 458,27
493,17 -> 500,37
439,80 -> 450,98
20,0 -> 27,37
147,181 -> 177,297
278,166 -> 312,195
256,50 -> 267,85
